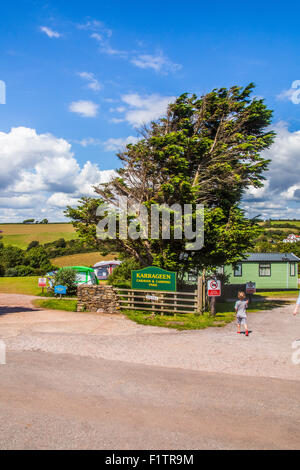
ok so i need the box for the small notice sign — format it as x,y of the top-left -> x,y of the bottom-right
38,278 -> 47,287
146,294 -> 159,302
207,279 -> 221,297
54,285 -> 67,295
246,282 -> 256,294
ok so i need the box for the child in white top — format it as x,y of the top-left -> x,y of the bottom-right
235,291 -> 249,336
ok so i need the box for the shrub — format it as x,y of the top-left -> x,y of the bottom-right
53,268 -> 77,296
0,264 -> 6,276
27,240 -> 40,251
108,258 -> 141,286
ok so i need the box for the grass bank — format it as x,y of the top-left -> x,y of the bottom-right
33,298 -> 78,312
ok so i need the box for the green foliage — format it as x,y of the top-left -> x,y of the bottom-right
0,245 -> 24,268
66,85 -> 275,275
53,268 -> 77,295
0,244 -> 55,277
55,238 -> 66,248
23,219 -> 35,224
27,240 -> 40,251
0,264 -> 5,276
108,259 -> 141,286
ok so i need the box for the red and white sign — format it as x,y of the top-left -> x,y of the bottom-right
246,282 -> 256,294
38,278 -> 47,287
207,279 -> 221,297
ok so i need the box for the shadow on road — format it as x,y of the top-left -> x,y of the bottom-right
0,306 -> 36,316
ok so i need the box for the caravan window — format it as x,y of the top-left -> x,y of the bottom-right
290,263 -> 296,276
259,263 -> 271,277
76,272 -> 87,283
234,263 -> 242,277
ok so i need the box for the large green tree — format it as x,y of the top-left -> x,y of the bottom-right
66,84 -> 275,279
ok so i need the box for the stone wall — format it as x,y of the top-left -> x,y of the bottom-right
77,285 -> 120,314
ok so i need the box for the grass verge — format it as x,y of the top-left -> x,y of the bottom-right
122,299 -> 292,330
33,298 -> 78,312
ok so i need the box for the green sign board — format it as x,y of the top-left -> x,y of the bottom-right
131,266 -> 177,292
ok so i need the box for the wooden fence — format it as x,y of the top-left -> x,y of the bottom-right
114,276 -> 206,315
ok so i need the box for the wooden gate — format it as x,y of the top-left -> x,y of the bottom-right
114,277 -> 205,315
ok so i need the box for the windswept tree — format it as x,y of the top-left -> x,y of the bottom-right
66,84 -> 275,279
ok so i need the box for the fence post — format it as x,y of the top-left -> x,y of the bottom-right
174,292 -> 177,318
202,271 -> 206,313
197,276 -> 203,315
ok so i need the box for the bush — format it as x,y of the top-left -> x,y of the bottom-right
0,264 -> 5,277
55,238 -> 66,248
53,268 -> 78,296
27,240 -> 40,251
0,245 -> 24,268
5,267 -> 18,277
108,258 -> 141,286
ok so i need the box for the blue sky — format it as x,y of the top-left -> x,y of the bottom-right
0,0 -> 300,221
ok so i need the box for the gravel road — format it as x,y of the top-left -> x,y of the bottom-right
0,293 -> 299,450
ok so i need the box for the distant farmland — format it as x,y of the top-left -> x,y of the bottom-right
0,223 -> 78,249
52,252 -> 118,268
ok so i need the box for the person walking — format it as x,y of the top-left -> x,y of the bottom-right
235,291 -> 249,336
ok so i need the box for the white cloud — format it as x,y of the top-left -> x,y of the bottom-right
103,136 -> 139,151
0,127 -> 115,221
243,122 -> 300,218
40,26 -> 61,38
47,193 -> 81,208
91,33 -> 127,57
78,72 -> 102,91
110,117 -> 125,124
76,135 -> 139,152
87,21 -> 180,72
76,137 -> 102,147
69,100 -> 99,118
78,20 -> 112,37
0,127 -> 73,190
117,93 -> 175,127
0,195 -> 42,209
131,53 -> 181,74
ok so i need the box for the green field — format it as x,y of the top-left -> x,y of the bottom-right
0,276 -> 41,295
0,223 -> 77,249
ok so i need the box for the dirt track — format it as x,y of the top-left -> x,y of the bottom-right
0,294 -> 299,450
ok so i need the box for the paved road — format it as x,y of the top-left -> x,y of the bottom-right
0,294 -> 299,450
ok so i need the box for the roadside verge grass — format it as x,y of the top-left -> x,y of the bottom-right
33,298 -> 78,312
122,299 -> 292,330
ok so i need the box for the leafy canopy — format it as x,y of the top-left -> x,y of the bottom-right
66,84 -> 275,277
